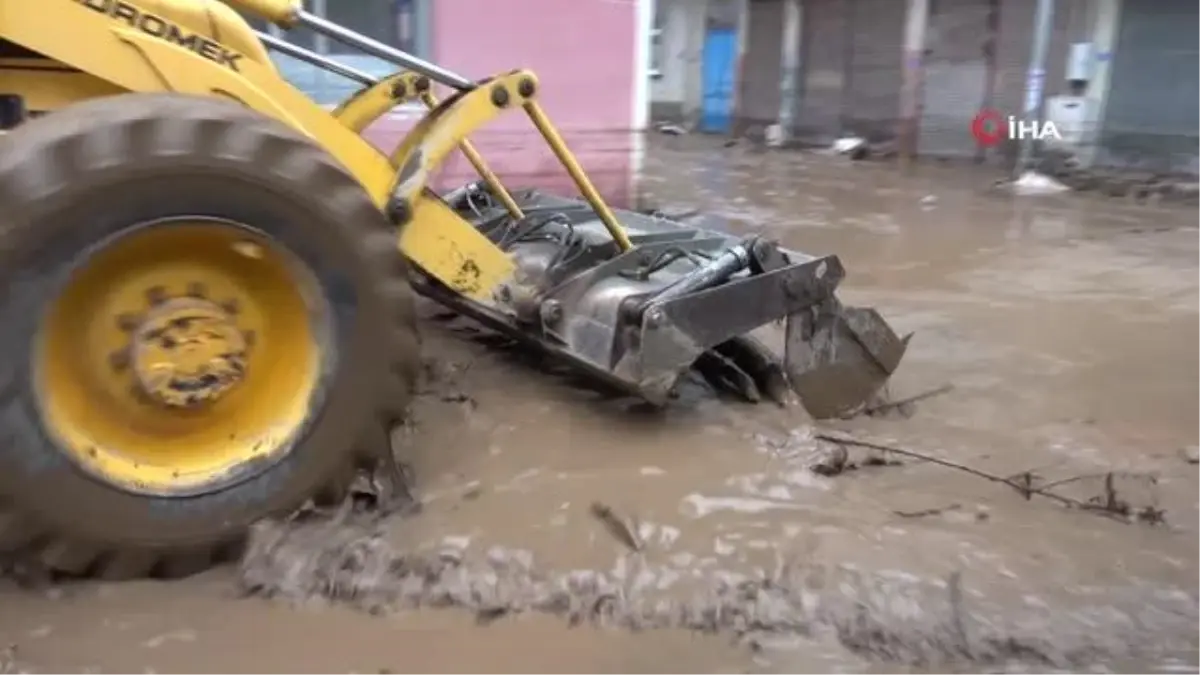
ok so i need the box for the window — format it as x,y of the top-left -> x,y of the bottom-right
246,0 -> 429,107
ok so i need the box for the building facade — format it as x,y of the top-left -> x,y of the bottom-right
256,0 -> 652,206
649,0 -> 744,134
1100,0 -> 1198,172
663,0 -> 1198,174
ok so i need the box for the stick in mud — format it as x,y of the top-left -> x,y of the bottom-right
589,502 -> 644,552
893,504 -> 962,519
814,433 -> 1160,523
857,383 -> 955,418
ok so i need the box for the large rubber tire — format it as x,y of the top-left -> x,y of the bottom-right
0,94 -> 419,579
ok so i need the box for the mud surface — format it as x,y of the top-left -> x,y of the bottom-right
3,136 -> 1198,673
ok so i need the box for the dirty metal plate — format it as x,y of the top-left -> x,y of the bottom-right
784,302 -> 910,419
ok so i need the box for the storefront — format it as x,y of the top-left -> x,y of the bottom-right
1100,0 -> 1199,173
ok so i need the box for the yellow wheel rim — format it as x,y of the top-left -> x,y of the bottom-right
34,220 -> 330,496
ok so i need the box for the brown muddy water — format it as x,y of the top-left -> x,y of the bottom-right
3,135 -> 1198,673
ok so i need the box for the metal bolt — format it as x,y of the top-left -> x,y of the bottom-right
116,313 -> 140,332
145,286 -> 167,306
645,308 -> 664,328
108,348 -> 130,372
220,298 -> 240,316
186,282 -> 208,298
539,299 -> 563,324
128,383 -> 153,405
490,84 -> 510,108
387,197 -> 412,225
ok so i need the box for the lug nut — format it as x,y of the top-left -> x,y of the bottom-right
539,299 -> 563,324
128,383 -> 152,405
116,313 -> 140,332
145,286 -> 167,306
108,348 -> 131,372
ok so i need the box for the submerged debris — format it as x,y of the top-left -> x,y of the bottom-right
238,516 -> 1198,671
0,644 -> 25,675
830,136 -> 868,159
589,502 -> 644,552
1182,446 -> 1199,465
809,443 -> 851,477
808,441 -> 902,477
1003,171 -> 1072,196
893,504 -> 963,519
0,553 -> 51,590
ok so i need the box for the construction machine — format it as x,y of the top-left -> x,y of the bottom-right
0,0 -> 909,579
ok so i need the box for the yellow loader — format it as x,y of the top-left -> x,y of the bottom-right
0,0 -> 909,579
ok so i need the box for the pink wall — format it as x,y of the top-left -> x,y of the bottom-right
365,0 -> 637,207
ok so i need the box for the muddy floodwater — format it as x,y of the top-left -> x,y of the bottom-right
2,136 -> 1197,673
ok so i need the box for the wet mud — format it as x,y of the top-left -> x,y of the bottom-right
3,135 -> 1198,673
234,513 -> 1196,672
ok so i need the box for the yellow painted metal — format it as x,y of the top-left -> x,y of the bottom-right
327,69 -> 525,222
0,62 -> 124,112
384,73 -> 631,253
179,0 -> 279,65
0,0 -> 506,297
221,0 -> 301,27
130,297 -> 249,409
389,73 -> 535,204
398,196 -> 514,299
34,222 -> 323,494
418,91 -> 525,220
522,101 -> 633,252
331,71 -> 431,134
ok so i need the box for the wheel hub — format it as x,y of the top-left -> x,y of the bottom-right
130,297 -> 248,408
34,219 -> 327,496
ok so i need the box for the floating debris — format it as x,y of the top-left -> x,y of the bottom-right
589,502 -> 644,552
